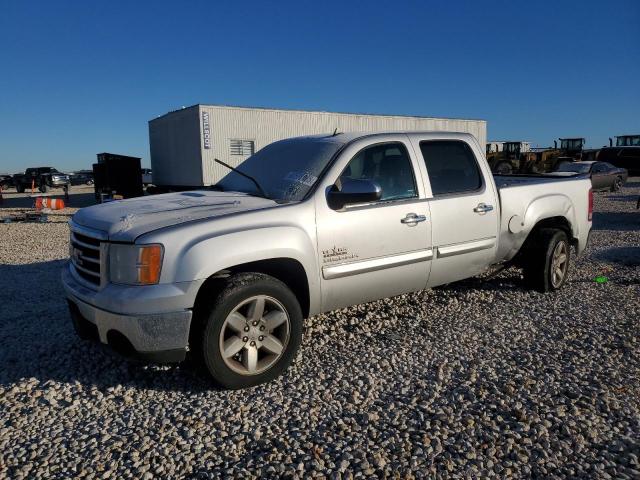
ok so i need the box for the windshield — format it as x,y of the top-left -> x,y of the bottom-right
616,136 -> 640,146
215,137 -> 344,201
555,162 -> 591,173
560,139 -> 583,150
504,143 -> 521,153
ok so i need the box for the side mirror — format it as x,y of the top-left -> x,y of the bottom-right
327,178 -> 382,210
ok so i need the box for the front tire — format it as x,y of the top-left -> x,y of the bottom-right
495,161 -> 513,175
611,176 -> 623,192
196,273 -> 303,389
522,229 -> 571,293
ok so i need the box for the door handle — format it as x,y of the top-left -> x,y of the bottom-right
473,203 -> 494,214
401,213 -> 427,226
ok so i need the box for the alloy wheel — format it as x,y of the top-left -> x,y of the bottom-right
218,295 -> 290,375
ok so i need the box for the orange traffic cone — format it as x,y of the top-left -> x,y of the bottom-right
34,197 -> 65,210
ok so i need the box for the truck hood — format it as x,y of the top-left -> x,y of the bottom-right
72,190 -> 279,242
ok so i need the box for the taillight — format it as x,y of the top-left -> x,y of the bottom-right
588,188 -> 593,221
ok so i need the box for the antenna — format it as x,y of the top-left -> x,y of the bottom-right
332,128 -> 342,137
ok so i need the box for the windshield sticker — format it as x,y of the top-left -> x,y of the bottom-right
285,171 -> 317,187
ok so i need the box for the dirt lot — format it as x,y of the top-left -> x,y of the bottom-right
1,181 -> 639,478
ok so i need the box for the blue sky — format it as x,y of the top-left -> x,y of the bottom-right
0,0 -> 638,172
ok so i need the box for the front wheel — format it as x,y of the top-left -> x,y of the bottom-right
611,176 -> 623,192
196,273 -> 303,389
495,161 -> 513,175
522,229 -> 571,292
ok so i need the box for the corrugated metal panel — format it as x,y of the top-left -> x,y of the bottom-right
150,105 -> 486,186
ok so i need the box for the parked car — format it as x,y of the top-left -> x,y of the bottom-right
554,161 -> 628,191
13,167 -> 70,193
141,168 -> 153,186
69,170 -> 95,186
63,132 -> 593,389
0,174 -> 13,190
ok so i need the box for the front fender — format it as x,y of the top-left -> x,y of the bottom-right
172,226 -> 321,314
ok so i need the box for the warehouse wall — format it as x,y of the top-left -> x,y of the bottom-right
150,105 -> 486,186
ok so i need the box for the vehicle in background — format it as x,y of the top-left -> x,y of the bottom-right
93,153 -> 144,202
597,135 -> 640,176
141,168 -> 153,186
0,174 -> 13,190
554,161 -> 628,191
614,135 -> 640,147
13,167 -> 70,193
64,131 -> 592,389
68,170 -> 95,186
486,141 -> 532,174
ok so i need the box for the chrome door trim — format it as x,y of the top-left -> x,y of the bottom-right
436,237 -> 496,258
322,249 -> 433,280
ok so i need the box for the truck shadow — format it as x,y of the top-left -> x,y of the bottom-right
592,246 -> 640,267
592,211 -> 640,231
0,260 -> 213,392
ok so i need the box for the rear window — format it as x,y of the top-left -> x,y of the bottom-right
419,141 -> 483,196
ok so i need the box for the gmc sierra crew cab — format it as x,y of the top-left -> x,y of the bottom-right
63,132 -> 593,389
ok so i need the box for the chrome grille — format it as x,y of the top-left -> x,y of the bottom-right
70,230 -> 102,287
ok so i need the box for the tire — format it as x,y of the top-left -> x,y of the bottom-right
495,162 -> 513,175
195,272 -> 303,389
611,176 -> 623,192
16,184 -> 25,193
522,229 -> 571,293
39,183 -> 49,193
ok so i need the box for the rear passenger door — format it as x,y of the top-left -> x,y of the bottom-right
409,137 -> 499,287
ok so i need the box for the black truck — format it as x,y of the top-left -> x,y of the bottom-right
13,167 -> 70,193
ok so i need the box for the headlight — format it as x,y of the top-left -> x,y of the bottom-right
109,244 -> 163,285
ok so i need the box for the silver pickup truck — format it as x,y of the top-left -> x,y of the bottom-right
63,132 -> 593,388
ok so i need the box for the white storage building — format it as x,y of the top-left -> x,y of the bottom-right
149,104 -> 487,187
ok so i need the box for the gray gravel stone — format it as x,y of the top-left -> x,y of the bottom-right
0,181 -> 639,478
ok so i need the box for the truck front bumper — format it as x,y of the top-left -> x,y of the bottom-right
62,263 -> 201,363
51,179 -> 70,187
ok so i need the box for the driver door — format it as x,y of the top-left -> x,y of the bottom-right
314,136 -> 432,312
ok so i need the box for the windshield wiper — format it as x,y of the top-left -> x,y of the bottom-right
214,158 -> 269,199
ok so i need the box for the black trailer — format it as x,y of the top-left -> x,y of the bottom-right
93,153 -> 144,202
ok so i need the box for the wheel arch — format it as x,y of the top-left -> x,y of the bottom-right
194,257 -> 312,319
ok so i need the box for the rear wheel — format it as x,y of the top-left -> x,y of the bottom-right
16,184 -> 25,193
195,273 -> 303,389
522,229 -> 571,292
39,183 -> 49,193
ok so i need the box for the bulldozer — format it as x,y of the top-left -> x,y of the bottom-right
527,137 -> 586,172
486,141 -> 532,174
486,138 -> 586,174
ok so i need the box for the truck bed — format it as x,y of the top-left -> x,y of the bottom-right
493,173 -> 592,263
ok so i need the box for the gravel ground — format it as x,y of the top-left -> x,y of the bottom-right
1,181 -> 639,479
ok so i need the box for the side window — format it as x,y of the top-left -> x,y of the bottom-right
339,142 -> 417,201
419,140 -> 483,196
